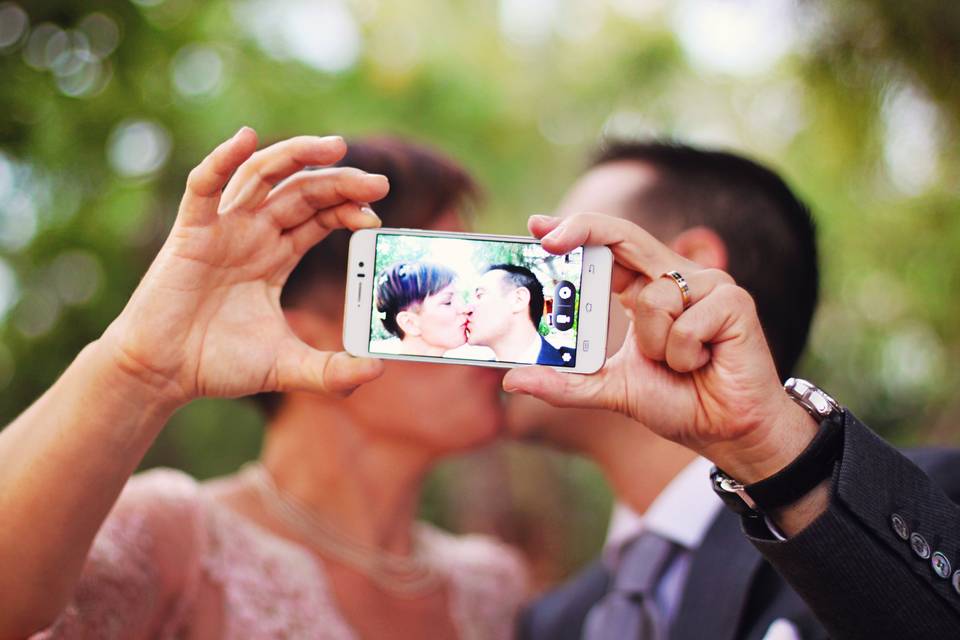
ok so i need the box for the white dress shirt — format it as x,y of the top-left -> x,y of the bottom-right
601,457 -> 800,640
516,333 -> 544,364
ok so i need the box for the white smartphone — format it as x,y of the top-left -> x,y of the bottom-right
343,228 -> 613,373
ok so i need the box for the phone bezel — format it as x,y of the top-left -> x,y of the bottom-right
342,227 -> 612,374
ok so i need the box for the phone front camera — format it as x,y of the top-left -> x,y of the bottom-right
359,261 -> 365,268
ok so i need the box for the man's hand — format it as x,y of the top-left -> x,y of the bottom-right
503,213 -> 819,482
99,128 -> 388,409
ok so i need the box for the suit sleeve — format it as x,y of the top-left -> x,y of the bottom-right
743,410 -> 960,639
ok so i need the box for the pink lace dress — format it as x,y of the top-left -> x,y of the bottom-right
32,468 -> 529,639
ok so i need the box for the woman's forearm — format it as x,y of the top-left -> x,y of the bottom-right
0,337 -> 181,637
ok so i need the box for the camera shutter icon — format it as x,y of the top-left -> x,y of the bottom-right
553,280 -> 576,331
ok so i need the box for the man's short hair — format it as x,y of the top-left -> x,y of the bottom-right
592,140 -> 818,377
485,264 -> 544,330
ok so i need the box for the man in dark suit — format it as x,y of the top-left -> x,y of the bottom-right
508,141 -> 825,640
467,264 -> 567,366
504,143 -> 960,639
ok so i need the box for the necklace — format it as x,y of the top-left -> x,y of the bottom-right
243,463 -> 443,598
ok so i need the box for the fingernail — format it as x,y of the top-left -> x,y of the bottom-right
361,205 -> 380,219
367,173 -> 389,186
530,214 -> 557,224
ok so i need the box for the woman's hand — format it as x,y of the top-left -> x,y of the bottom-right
503,213 -> 817,482
100,128 -> 388,408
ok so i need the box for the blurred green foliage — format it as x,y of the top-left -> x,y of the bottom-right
1,0 -> 959,583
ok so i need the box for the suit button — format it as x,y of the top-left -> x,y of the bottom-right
932,552 -> 952,579
910,533 -> 931,559
953,571 -> 960,595
890,513 -> 910,540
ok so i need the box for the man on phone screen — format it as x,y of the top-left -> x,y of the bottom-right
466,264 -> 566,366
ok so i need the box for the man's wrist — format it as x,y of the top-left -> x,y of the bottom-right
707,398 -> 821,485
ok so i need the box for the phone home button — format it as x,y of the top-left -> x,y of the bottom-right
585,303 -> 593,312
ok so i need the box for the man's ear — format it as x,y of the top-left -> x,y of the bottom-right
669,226 -> 728,270
512,287 -> 531,314
395,310 -> 421,337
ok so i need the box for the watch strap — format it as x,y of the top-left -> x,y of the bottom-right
739,411 -> 844,512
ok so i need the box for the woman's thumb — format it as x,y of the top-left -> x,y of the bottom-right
280,346 -> 384,396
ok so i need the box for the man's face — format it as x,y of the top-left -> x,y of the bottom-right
466,270 -> 512,346
505,161 -> 654,445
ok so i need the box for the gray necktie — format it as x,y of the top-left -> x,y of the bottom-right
582,532 -> 678,640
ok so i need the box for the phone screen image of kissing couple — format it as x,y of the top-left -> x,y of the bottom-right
370,234 -> 583,367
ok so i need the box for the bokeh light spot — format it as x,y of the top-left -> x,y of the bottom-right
671,0 -> 798,76
13,288 -> 61,338
0,3 -> 29,50
0,191 -> 38,251
23,23 -> 64,69
882,82 -> 941,196
107,119 -> 172,178
171,44 -> 225,99
51,250 -> 103,305
0,257 -> 18,321
233,0 -> 361,73
78,12 -> 121,58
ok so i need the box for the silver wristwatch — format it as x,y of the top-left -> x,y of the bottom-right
784,377 -> 842,422
711,378 -> 844,516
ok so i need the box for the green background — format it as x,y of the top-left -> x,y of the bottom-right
1,0 -> 958,586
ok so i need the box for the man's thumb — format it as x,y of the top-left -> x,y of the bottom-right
502,365 -> 604,409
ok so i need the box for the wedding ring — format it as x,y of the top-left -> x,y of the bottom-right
661,270 -> 692,310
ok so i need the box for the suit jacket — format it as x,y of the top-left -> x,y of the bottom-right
519,513 -> 828,640
536,336 -> 567,366
745,410 -> 960,639
519,417 -> 960,640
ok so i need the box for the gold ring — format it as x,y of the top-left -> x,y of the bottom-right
662,270 -> 692,310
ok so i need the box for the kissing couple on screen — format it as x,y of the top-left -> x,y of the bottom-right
374,261 -> 569,366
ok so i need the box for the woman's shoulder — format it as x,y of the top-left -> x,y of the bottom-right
123,466 -> 202,501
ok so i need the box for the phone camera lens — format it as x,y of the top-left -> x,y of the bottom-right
359,261 -> 365,268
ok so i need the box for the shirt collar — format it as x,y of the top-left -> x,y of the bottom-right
604,457 -> 722,566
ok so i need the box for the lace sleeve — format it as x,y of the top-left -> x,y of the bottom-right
30,468 -> 206,640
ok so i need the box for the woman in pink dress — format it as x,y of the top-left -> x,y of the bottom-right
0,132 -> 528,639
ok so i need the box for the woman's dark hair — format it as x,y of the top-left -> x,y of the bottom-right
256,136 -> 479,417
280,137 -> 480,308
376,262 -> 457,339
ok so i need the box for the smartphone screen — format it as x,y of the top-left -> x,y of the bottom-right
369,233 -> 584,367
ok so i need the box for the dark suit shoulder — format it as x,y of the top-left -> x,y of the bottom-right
535,336 -> 566,366
518,560 -> 610,640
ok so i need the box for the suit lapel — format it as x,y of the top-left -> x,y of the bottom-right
669,509 -> 764,640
